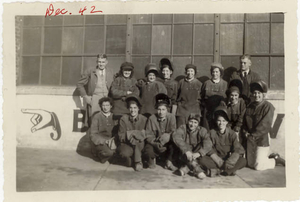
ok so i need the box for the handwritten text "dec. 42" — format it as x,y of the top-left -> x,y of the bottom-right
45,4 -> 102,17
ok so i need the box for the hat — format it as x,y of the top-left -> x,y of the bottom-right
185,64 -> 197,74
213,105 -> 229,121
155,93 -> 171,108
228,79 -> 243,94
227,86 -> 240,95
120,62 -> 134,71
250,80 -> 268,93
210,62 -> 224,76
145,63 -> 159,76
125,95 -> 142,108
188,113 -> 201,123
160,58 -> 173,71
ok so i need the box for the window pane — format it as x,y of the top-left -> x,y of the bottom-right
106,26 -> 126,54
172,57 -> 192,79
221,56 -> 241,82
64,16 -> 84,25
83,57 -> 97,72
174,14 -> 193,23
220,24 -> 244,55
132,14 -> 151,24
270,57 -> 284,90
106,57 -> 126,85
250,57 -> 269,85
173,25 -> 193,55
132,25 -> 151,54
21,57 -> 40,85
194,56 -> 213,82
44,27 -> 62,54
220,14 -> 244,22
85,15 -> 104,25
41,57 -> 61,85
132,57 -> 151,79
22,28 -> 41,54
107,15 -> 127,24
153,14 -> 172,24
194,14 -> 214,23
61,57 -> 82,86
152,25 -> 171,55
271,23 -> 284,54
62,27 -> 84,54
84,26 -> 105,54
246,23 -> 270,54
194,24 -> 214,55
271,13 -> 284,22
23,16 -> 43,26
45,16 -> 63,26
247,14 -> 270,22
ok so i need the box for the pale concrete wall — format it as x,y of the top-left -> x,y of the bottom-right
16,94 -> 285,157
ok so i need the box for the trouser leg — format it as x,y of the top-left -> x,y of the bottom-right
255,146 -> 276,171
143,143 -> 156,161
198,156 -> 219,170
225,157 -> 247,175
95,144 -> 114,163
117,143 -> 134,167
246,138 -> 257,168
134,141 -> 144,163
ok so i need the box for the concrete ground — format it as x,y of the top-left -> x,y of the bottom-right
16,147 -> 286,192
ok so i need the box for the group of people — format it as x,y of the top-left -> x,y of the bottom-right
76,53 -> 285,179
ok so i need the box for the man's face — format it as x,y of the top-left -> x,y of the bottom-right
147,72 -> 156,83
240,58 -> 251,72
186,68 -> 195,79
252,90 -> 264,103
129,103 -> 139,117
162,67 -> 172,79
101,101 -> 112,113
188,119 -> 199,131
229,91 -> 239,104
216,116 -> 228,132
211,68 -> 221,80
123,70 -> 132,78
157,105 -> 168,118
97,58 -> 107,70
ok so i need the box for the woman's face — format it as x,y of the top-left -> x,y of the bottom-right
129,103 -> 139,117
211,67 -> 221,80
147,72 -> 156,82
157,105 -> 168,118
162,67 -> 172,79
252,90 -> 264,103
101,101 -> 112,113
216,116 -> 228,132
188,119 -> 199,131
186,68 -> 195,79
230,91 -> 239,104
123,70 -> 132,78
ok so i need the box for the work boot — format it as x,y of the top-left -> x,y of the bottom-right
207,168 -> 220,177
148,158 -> 156,169
135,162 -> 143,172
176,165 -> 190,176
124,156 -> 132,167
195,171 -> 206,179
165,160 -> 177,171
269,153 -> 285,166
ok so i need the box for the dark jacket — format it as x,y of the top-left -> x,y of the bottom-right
172,124 -> 212,156
243,100 -> 275,147
176,78 -> 202,117
227,98 -> 247,132
162,78 -> 178,105
145,112 -> 176,143
209,127 -> 245,165
109,77 -> 140,115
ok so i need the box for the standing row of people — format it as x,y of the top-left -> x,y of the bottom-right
77,53 -> 285,179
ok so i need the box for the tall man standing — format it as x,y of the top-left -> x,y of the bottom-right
230,54 -> 260,104
77,54 -> 111,126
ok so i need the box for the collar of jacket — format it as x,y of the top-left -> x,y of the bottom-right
217,127 -> 229,137
185,77 -> 195,82
129,114 -> 139,122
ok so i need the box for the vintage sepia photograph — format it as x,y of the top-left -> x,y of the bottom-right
2,1 -> 299,201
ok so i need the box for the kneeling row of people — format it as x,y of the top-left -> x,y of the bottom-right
89,83 -> 285,179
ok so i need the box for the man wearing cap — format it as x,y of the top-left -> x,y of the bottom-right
144,93 -> 177,170
159,58 -> 178,115
176,64 -> 202,127
199,106 -> 246,177
230,54 -> 260,104
201,62 -> 228,130
90,97 -> 118,164
172,113 -> 212,179
243,80 -> 285,170
137,63 -> 167,117
225,79 -> 247,141
109,62 -> 139,118
77,54 -> 112,126
116,95 -> 147,171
